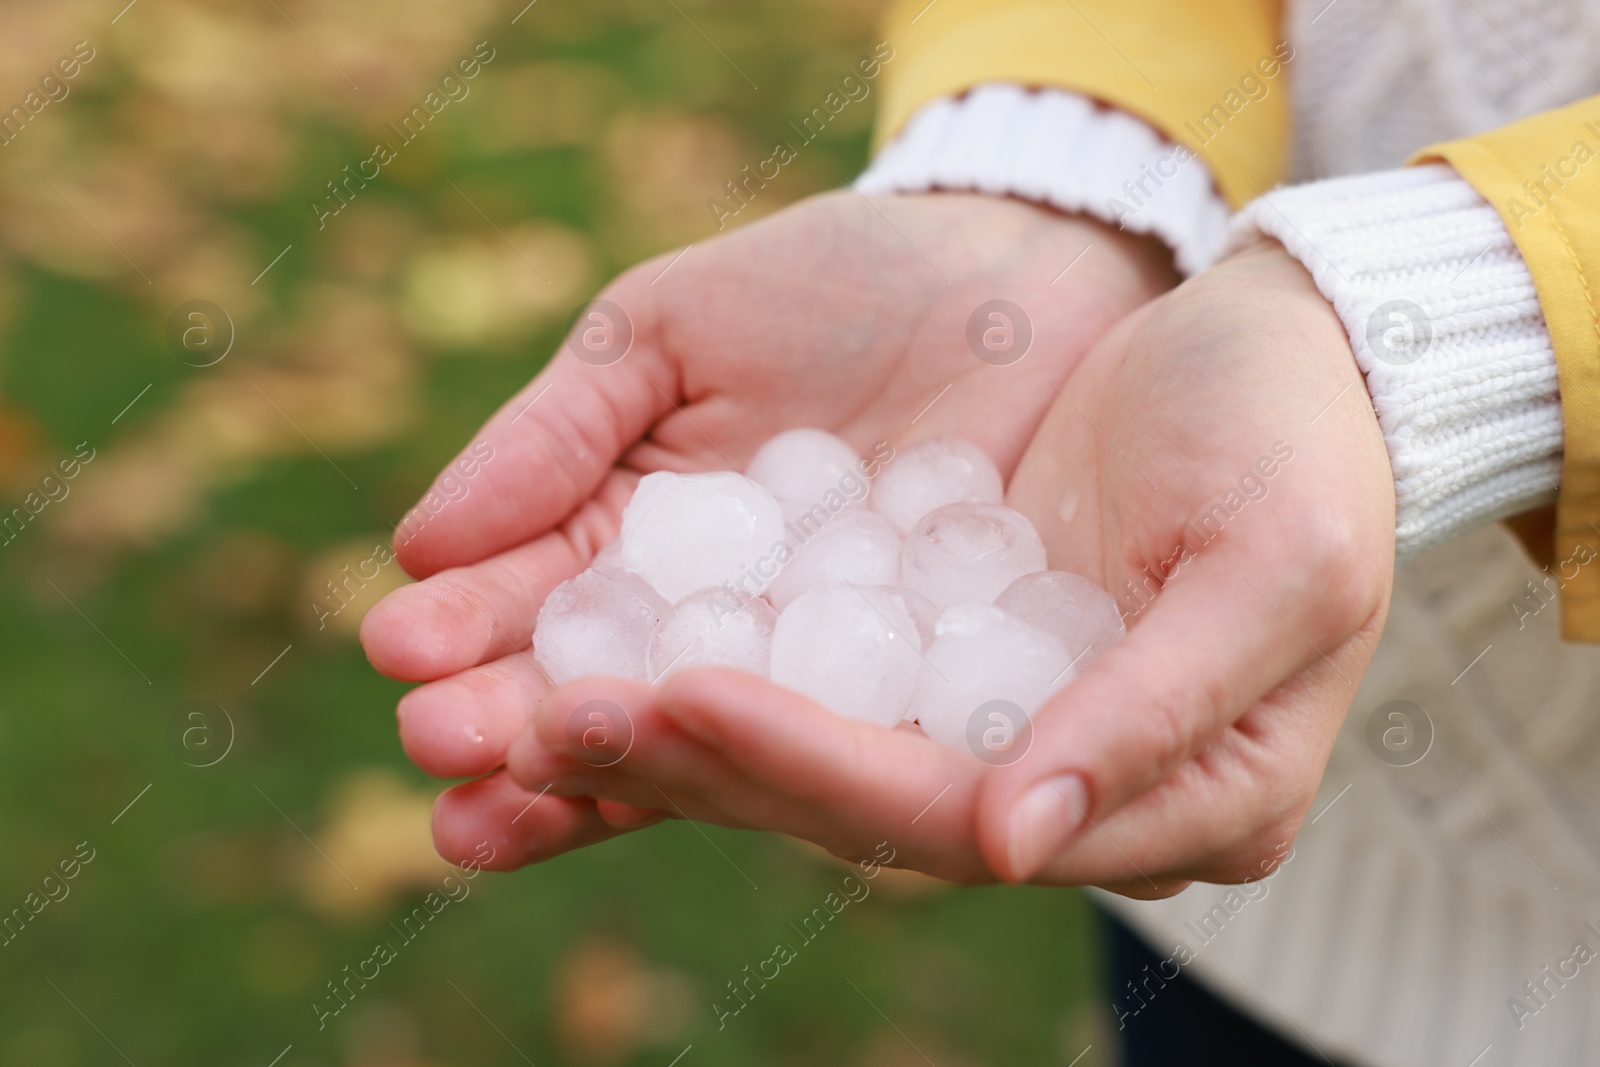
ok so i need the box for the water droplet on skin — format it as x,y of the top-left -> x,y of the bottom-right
1057,487 -> 1078,523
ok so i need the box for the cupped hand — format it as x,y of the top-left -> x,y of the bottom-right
984,239 -> 1395,892
358,190 -> 1178,868
504,240 -> 1396,895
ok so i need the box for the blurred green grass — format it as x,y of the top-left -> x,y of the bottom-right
0,2 -> 1106,1064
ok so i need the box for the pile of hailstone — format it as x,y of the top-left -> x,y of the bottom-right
534,429 -> 1124,753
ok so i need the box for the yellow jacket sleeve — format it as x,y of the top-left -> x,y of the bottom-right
873,0 -> 1290,209
1417,99 -> 1600,640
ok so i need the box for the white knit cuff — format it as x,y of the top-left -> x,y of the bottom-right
855,84 -> 1231,276
1229,164 -> 1562,559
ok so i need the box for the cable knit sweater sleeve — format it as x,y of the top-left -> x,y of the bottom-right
860,88 -> 1563,562
1228,164 -> 1562,559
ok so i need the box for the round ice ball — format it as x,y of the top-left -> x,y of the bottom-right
770,585 -> 925,726
590,539 -> 625,576
884,584 -> 941,650
910,602 -> 1072,753
589,538 -> 664,600
870,436 -> 1003,534
647,588 -> 777,682
534,569 -> 671,685
901,502 -> 1048,608
745,428 -> 866,516
996,570 -> 1126,672
619,471 -> 786,603
765,509 -> 902,610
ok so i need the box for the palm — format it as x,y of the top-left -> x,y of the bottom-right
1009,245 -> 1365,593
360,190 -> 1176,870
618,191 -> 1163,476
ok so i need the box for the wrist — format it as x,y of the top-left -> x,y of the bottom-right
1228,165 -> 1562,558
874,189 -> 1181,322
857,84 -> 1232,276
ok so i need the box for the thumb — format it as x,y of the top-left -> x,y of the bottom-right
394,261 -> 677,578
975,530 -> 1374,883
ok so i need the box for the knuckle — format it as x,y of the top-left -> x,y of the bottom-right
431,575 -> 498,639
1134,680 -> 1222,782
432,573 -> 486,617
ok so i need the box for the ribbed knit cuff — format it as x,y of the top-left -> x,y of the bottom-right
1229,163 -> 1562,559
855,84 -> 1231,276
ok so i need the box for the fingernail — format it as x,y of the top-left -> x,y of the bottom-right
1006,774 -> 1090,881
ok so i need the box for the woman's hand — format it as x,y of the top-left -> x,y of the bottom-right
984,239 -> 1395,892
499,241 -> 1396,895
357,190 -> 1178,869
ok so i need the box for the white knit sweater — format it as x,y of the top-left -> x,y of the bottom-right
859,2 -> 1600,1065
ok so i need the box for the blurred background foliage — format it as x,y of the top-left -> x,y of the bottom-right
0,1 -> 1107,1064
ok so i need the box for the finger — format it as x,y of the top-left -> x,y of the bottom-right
595,799 -> 672,830
431,770 -> 635,870
1092,876 -> 1193,900
657,669 -> 992,881
510,677 -> 770,830
978,527 -> 1382,883
394,651 -> 549,779
362,533 -> 585,682
394,263 -> 675,579
1033,693 -> 1333,888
